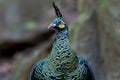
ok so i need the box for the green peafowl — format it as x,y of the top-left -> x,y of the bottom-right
30,1 -> 95,80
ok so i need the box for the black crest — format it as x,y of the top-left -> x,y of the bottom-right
52,2 -> 63,18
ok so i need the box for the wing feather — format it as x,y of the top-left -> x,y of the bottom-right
30,59 -> 46,80
78,57 -> 96,80
84,60 -> 96,80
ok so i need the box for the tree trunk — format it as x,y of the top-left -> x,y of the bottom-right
96,0 -> 120,80
74,0 -> 105,80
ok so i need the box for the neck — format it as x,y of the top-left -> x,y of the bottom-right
47,28 -> 78,75
54,28 -> 70,51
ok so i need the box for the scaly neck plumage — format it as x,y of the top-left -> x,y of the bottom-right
53,28 -> 70,52
47,26 -> 78,75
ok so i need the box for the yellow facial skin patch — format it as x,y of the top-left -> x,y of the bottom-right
59,24 -> 65,29
59,20 -> 65,29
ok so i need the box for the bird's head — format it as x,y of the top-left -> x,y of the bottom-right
48,2 -> 68,31
48,17 -> 67,31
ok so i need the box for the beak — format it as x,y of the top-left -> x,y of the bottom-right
48,23 -> 56,29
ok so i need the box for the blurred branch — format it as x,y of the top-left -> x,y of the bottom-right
0,28 -> 54,58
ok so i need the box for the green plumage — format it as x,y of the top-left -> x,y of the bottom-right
30,2 -> 95,80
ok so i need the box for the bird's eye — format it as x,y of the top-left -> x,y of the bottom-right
57,21 -> 61,24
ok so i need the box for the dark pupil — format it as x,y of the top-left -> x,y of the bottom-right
58,21 -> 61,23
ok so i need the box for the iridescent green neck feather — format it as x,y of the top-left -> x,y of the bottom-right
52,25 -> 70,53
47,24 -> 78,75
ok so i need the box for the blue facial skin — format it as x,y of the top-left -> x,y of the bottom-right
48,17 -> 64,30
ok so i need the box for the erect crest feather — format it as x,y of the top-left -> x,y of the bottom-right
52,1 -> 63,18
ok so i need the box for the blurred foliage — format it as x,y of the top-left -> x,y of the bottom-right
24,21 -> 37,30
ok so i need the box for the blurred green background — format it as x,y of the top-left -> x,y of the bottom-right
0,0 -> 120,80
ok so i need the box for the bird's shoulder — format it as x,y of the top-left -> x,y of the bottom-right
77,56 -> 87,65
35,59 -> 47,68
30,59 -> 47,80
77,56 -> 95,80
